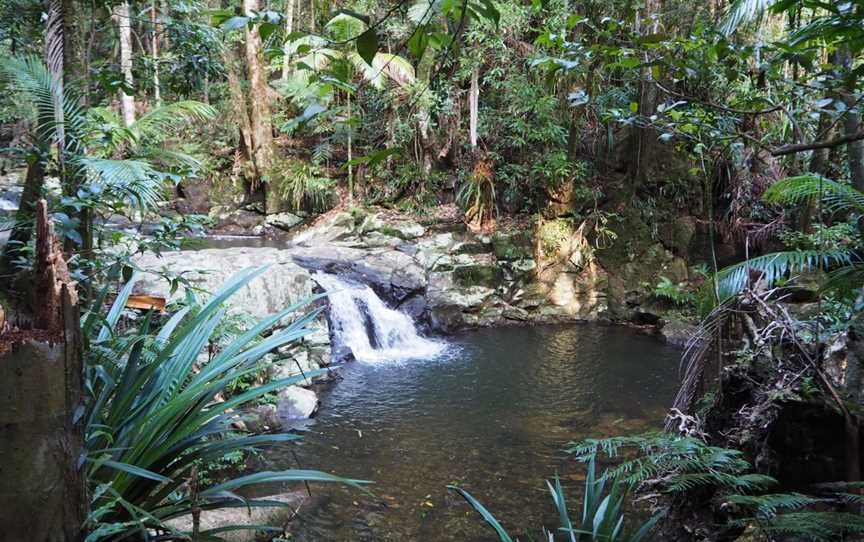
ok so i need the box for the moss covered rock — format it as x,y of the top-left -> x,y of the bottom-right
453,264 -> 504,288
492,231 -> 533,260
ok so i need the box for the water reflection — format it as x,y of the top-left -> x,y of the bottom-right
260,324 -> 680,541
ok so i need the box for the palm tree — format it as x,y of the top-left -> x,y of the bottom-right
0,56 -> 215,265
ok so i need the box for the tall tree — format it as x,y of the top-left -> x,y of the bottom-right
114,0 -> 135,126
244,0 -> 273,192
281,0 -> 295,80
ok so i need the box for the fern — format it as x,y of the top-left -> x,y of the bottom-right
764,175 -> 864,217
568,434 -> 774,494
726,493 -> 822,518
758,512 -> 864,540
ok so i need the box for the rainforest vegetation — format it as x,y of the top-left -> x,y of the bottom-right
1,0 -> 864,540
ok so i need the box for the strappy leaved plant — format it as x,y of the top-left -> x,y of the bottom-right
83,266 -> 366,540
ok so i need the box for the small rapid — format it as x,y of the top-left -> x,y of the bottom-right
313,272 -> 445,363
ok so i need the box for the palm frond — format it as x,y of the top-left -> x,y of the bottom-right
76,157 -> 166,210
349,52 -> 417,89
714,250 -> 854,303
128,101 -> 217,146
0,55 -> 88,155
325,12 -> 367,42
721,0 -> 781,35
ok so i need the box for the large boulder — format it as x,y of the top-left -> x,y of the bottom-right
277,386 -> 319,420
209,209 -> 265,235
134,247 -> 317,320
291,245 -> 426,302
266,212 -> 305,232
175,179 -> 212,214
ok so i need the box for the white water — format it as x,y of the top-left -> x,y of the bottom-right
0,197 -> 17,211
314,272 -> 445,363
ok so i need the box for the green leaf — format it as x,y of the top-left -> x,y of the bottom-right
97,459 -> 173,483
447,486 -> 514,542
221,16 -> 250,32
356,28 -> 379,66
345,148 -> 401,167
259,21 -> 280,42
408,26 -> 430,59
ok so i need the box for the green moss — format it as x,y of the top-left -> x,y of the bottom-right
377,226 -> 410,240
538,219 -> 573,258
492,231 -> 533,260
454,241 -> 493,255
453,265 -> 503,288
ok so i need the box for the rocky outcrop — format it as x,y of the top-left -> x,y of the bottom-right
134,247 -> 331,379
290,245 -> 426,303
136,247 -> 315,320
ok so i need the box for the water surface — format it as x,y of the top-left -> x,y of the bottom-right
263,324 -> 680,541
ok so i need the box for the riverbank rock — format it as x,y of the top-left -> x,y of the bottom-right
210,208 -> 266,235
135,247 -> 317,320
267,211 -> 305,231
660,318 -> 697,347
277,386 -> 319,420
167,491 -> 306,541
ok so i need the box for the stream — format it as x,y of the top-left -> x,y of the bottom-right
257,322 -> 680,541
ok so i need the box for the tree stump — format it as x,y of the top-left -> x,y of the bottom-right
0,199 -> 86,541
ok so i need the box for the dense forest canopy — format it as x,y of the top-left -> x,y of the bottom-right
1,0 -> 864,540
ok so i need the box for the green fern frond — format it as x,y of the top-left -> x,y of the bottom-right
727,493 -> 822,518
761,511 -> 864,540
101,101 -> 217,155
77,157 -> 165,210
763,175 -> 864,217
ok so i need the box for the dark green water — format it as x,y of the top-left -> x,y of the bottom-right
262,324 -> 680,541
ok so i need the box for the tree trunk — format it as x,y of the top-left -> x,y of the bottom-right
115,1 -> 135,127
469,68 -> 479,150
347,92 -> 354,207
1,154 -> 45,273
0,200 -> 86,542
839,47 -> 864,191
281,0 -> 296,80
151,1 -> 161,107
244,0 -> 274,199
633,0 -> 660,183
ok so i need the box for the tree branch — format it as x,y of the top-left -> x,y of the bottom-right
772,130 -> 864,156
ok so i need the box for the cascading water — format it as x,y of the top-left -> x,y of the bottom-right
313,272 -> 445,362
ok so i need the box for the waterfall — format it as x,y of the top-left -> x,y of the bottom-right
314,272 -> 445,363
